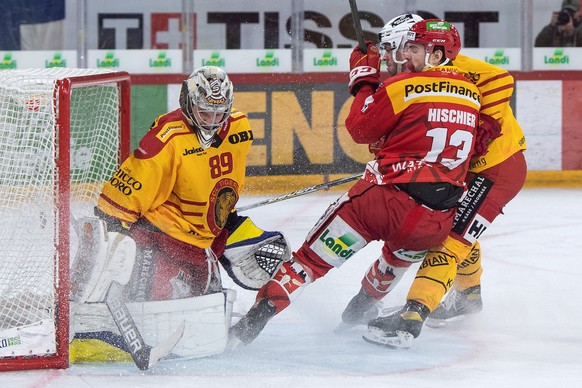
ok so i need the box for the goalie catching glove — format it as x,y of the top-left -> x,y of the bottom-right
219,216 -> 291,290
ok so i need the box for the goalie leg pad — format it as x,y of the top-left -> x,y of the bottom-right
71,217 -> 136,303
71,288 -> 237,360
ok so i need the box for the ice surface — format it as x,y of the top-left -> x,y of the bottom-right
3,188 -> 582,388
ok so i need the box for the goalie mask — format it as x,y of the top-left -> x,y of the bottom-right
180,66 -> 234,148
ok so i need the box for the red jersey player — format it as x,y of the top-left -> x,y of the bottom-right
228,20 -> 481,348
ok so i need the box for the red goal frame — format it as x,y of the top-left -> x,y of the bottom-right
0,71 -> 131,371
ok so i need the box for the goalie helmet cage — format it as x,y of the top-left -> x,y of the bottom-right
0,69 -> 130,371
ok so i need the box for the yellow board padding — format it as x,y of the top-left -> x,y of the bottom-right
242,170 -> 582,197
69,338 -> 132,363
523,170 -> 582,188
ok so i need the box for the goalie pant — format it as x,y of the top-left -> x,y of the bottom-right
232,179 -> 456,344
124,219 -> 227,301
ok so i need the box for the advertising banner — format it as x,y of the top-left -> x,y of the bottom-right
193,49 -> 292,73
0,51 -> 77,69
533,48 -> 582,70
87,49 -> 182,73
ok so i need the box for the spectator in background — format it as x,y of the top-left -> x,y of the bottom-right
535,0 -> 582,47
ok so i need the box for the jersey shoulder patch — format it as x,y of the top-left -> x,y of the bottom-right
135,109 -> 193,159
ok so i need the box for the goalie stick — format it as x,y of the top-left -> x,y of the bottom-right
105,281 -> 185,370
349,0 -> 367,53
236,173 -> 362,212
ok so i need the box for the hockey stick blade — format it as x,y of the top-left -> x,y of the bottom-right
105,281 -> 185,370
237,173 -> 361,212
348,0 -> 367,53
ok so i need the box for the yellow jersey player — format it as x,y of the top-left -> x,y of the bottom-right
69,66 -> 290,364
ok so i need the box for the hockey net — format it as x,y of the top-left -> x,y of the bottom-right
0,68 -> 130,371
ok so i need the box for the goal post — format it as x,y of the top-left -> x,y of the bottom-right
0,69 -> 131,371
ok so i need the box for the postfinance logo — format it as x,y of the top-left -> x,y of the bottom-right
484,49 -> 509,65
202,51 -> 225,67
318,229 -> 357,260
545,49 -> 569,64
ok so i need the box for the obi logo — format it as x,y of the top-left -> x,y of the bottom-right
46,52 -> 66,68
202,52 -> 225,67
97,52 -> 120,68
544,49 -> 569,64
313,51 -> 338,67
256,51 -> 279,67
149,51 -> 171,68
0,53 -> 16,69
484,49 -> 509,65
318,229 -> 357,260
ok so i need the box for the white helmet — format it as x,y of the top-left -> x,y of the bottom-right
180,66 -> 234,147
378,14 -> 424,70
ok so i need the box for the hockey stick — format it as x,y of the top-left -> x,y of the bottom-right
71,216 -> 185,370
349,0 -> 367,53
236,173 -> 362,212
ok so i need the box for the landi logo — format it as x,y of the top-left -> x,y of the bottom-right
318,229 -> 357,260
544,49 -> 569,64
313,51 -> 338,67
202,51 -> 225,67
256,51 -> 279,67
46,52 -> 66,68
0,335 -> 22,349
97,52 -> 120,68
484,49 -> 509,65
0,53 -> 16,69
149,51 -> 171,68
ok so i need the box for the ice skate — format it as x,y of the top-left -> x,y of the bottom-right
362,300 -> 429,349
425,285 -> 482,328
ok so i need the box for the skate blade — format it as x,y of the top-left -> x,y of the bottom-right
362,327 -> 414,349
425,314 -> 468,329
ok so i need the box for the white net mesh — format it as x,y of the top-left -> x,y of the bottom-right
0,69 -> 124,358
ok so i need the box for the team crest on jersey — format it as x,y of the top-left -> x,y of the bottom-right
207,178 -> 239,234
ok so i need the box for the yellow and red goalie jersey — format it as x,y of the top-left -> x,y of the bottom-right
97,108 -> 253,248
346,67 -> 481,187
454,54 -> 527,173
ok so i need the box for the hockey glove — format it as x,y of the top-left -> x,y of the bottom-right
473,113 -> 502,157
219,216 -> 290,290
348,40 -> 381,96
